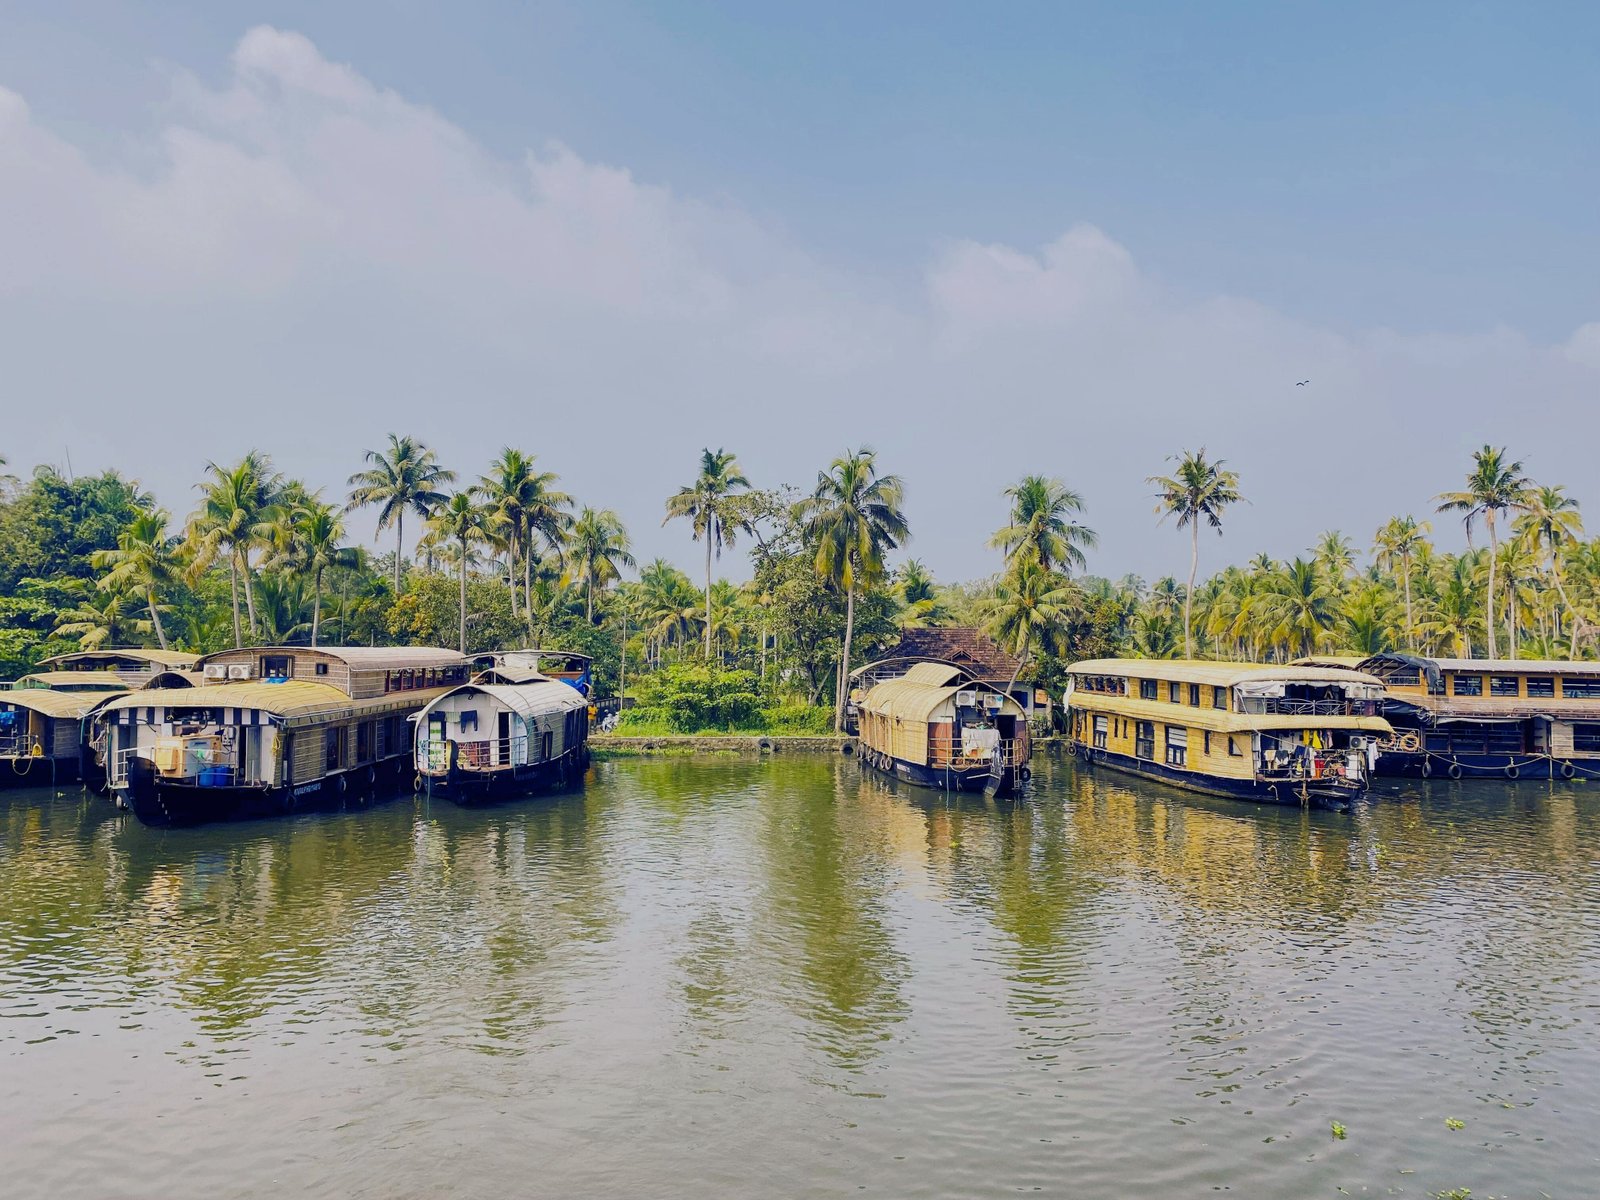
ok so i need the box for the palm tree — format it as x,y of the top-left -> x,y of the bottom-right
1515,484 -> 1585,656
569,507 -> 635,623
286,500 -> 359,647
189,453 -> 282,647
982,563 -> 1077,701
478,448 -> 573,629
664,448 -> 752,660
1436,445 -> 1531,658
797,447 -> 910,732
93,509 -> 180,650
54,584 -> 150,650
1373,516 -> 1431,650
1148,448 -> 1243,658
894,559 -> 949,629
990,475 -> 1097,573
346,434 -> 455,597
1314,530 -> 1356,584
425,492 -> 490,653
1254,557 -> 1340,659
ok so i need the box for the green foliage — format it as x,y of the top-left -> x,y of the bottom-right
1330,1121 -> 1347,1140
0,468 -> 150,594
616,664 -> 765,732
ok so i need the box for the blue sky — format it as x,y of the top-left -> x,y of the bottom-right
2,2 -> 1598,580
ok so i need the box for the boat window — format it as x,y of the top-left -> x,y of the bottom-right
261,655 -> 292,680
1573,723 -> 1600,753
1490,676 -> 1520,697
1092,715 -> 1107,749
1164,726 -> 1187,767
1188,684 -> 1200,707
1561,677 -> 1600,699
1203,730 -> 1211,755
315,662 -> 329,676
1526,677 -> 1555,698
1139,679 -> 1159,701
324,727 -> 341,772
1228,736 -> 1242,757
1452,674 -> 1483,697
1134,721 -> 1155,760
1212,686 -> 1227,710
1168,681 -> 1181,704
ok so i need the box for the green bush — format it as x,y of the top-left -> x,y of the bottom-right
609,665 -> 831,734
760,703 -> 833,733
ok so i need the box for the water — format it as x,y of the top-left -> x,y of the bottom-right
4,753 -> 1598,1199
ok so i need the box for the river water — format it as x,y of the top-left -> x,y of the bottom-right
3,752 -> 1598,1198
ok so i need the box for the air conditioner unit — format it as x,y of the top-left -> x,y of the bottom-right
983,694 -> 1003,709
1348,736 -> 1367,751
955,690 -> 978,707
203,664 -> 227,680
227,665 -> 252,680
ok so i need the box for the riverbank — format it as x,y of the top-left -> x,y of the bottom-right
591,734 -> 857,757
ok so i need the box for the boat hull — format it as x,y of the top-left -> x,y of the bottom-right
1069,742 -> 1364,810
1374,750 -> 1600,781
858,747 -> 1025,797
418,747 -> 589,806
0,754 -> 91,789
118,756 -> 400,828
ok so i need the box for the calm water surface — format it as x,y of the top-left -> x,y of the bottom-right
4,753 -> 1598,1198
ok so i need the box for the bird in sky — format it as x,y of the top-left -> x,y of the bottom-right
1296,380 -> 1310,386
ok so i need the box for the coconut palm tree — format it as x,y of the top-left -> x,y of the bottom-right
981,562 -> 1078,700
1419,553 -> 1482,657
1373,516 -> 1431,650
189,453 -> 282,647
990,475 -> 1097,574
1254,557 -> 1340,659
797,448 -> 910,732
569,507 -> 635,623
1436,445 -> 1531,658
426,492 -> 491,653
346,434 -> 455,598
1148,448 -> 1243,658
1515,484 -> 1585,655
664,448 -> 752,660
894,559 -> 949,629
284,500 -> 359,647
478,448 -> 573,628
54,584 -> 150,650
92,509 -> 180,651
1314,530 -> 1357,586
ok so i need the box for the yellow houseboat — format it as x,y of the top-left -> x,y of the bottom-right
98,646 -> 468,826
0,673 -> 129,787
856,662 -> 1032,796
1065,659 -> 1393,809
1354,653 -> 1600,780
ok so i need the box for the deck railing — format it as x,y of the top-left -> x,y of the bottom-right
929,736 -> 1026,769
1258,749 -> 1367,785
0,732 -> 41,759
1238,697 -> 1377,717
419,735 -> 532,775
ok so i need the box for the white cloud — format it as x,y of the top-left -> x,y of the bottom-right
1,27 -> 1597,579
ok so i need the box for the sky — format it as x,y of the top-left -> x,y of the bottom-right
2,1 -> 1598,584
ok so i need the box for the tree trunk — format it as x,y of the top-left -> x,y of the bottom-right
1485,511 -> 1499,659
1184,522 -> 1198,659
1402,557 -> 1414,650
228,556 -> 242,649
241,550 -> 259,639
395,513 -> 404,596
147,587 -> 169,651
458,538 -> 468,654
704,530 -> 714,660
311,567 -> 322,647
525,550 -> 535,641
834,584 -> 856,733
586,576 -> 594,623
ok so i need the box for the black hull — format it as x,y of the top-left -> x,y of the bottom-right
859,747 -> 1025,797
1070,742 -> 1364,811
419,748 -> 589,806
1374,750 -> 1600,782
0,755 -> 88,789
120,758 -> 403,828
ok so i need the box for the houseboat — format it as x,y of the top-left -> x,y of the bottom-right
1065,660 -> 1393,809
34,648 -> 201,686
411,669 -> 590,804
97,646 -> 468,826
1355,653 -> 1600,780
1,675 -> 128,787
856,662 -> 1032,796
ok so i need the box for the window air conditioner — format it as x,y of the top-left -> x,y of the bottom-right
228,665 -> 252,680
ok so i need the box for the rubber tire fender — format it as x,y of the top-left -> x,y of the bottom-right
1420,758 -> 1432,779
1560,760 -> 1577,780
1447,761 -> 1463,781
1018,766 -> 1032,782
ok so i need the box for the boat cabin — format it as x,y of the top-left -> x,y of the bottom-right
412,676 -> 589,802
856,662 -> 1031,793
471,649 -> 593,696
35,648 -> 200,687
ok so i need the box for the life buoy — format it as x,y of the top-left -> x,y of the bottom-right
1447,762 -> 1462,780
1504,763 -> 1520,780
1560,760 -> 1576,780
1399,732 -> 1421,752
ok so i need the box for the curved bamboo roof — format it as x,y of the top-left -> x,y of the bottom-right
861,662 -> 1024,724
1068,691 -> 1393,736
1359,652 -> 1600,677
414,681 -> 588,724
37,648 -> 200,670
1068,659 -> 1386,688
1,688 -> 114,719
17,671 -> 132,691
194,645 -> 466,671
98,680 -> 447,728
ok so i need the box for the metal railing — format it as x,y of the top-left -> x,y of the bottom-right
1237,698 -> 1377,717
109,746 -> 140,787
1257,749 -> 1367,785
0,732 -> 43,759
418,735 -> 532,775
929,736 -> 1026,769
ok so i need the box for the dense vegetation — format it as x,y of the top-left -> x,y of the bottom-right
1,443 -> 1595,731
